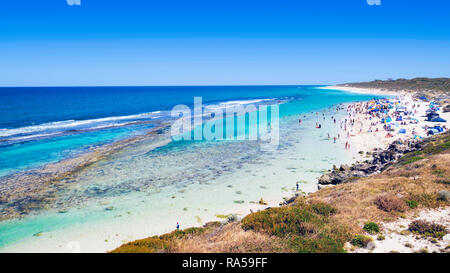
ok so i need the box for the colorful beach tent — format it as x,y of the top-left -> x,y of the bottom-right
433,126 -> 444,132
427,129 -> 440,135
431,117 -> 447,122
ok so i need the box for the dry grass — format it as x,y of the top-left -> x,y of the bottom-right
175,222 -> 286,253
307,152 -> 450,235
374,193 -> 407,212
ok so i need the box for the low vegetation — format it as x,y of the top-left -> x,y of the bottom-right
408,220 -> 447,239
351,235 -> 373,248
363,222 -> 380,235
339,77 -> 450,95
374,193 -> 407,212
405,199 -> 418,209
241,201 -> 349,253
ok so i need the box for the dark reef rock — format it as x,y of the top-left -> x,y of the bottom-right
318,139 -> 424,186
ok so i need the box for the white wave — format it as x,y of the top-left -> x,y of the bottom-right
7,133 -> 61,141
0,111 -> 168,138
0,98 -> 278,140
218,99 -> 270,106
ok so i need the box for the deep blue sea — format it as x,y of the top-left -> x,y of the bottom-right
0,85 -> 379,177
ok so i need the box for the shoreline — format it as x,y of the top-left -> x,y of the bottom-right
318,85 -> 405,96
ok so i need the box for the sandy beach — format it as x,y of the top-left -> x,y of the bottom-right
318,85 -> 407,96
325,87 -> 450,160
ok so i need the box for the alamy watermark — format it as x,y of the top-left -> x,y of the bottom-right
66,1 -> 380,7
170,97 -> 279,150
367,0 -> 381,5
67,0 -> 81,6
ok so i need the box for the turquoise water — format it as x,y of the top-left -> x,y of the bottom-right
0,125 -> 151,177
0,85 -> 379,178
0,86 -> 384,251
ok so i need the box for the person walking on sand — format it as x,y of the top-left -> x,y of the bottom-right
176,222 -> 180,231
296,182 -> 299,191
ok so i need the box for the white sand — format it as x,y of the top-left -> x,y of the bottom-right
352,207 -> 450,253
328,88 -> 450,159
318,85 -> 406,96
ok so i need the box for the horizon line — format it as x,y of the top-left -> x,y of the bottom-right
0,84 -> 333,88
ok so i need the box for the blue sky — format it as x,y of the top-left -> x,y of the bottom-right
0,0 -> 449,86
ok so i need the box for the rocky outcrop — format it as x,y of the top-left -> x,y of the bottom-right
444,105 -> 450,113
279,193 -> 300,206
318,140 -> 425,186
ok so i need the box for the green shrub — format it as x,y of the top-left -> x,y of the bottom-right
405,199 -> 418,209
363,222 -> 380,234
242,205 -> 318,237
311,202 -> 337,216
110,237 -> 173,253
290,235 -> 346,253
351,235 -> 373,248
398,156 -> 424,166
408,220 -> 448,239
241,201 -> 349,253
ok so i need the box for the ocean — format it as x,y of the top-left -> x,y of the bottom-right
0,85 -> 382,251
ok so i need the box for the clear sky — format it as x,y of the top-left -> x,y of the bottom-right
0,0 -> 449,86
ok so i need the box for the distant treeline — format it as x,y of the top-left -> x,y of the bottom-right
338,77 -> 450,94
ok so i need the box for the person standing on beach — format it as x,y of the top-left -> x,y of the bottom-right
296,182 -> 299,191
176,222 -> 180,231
